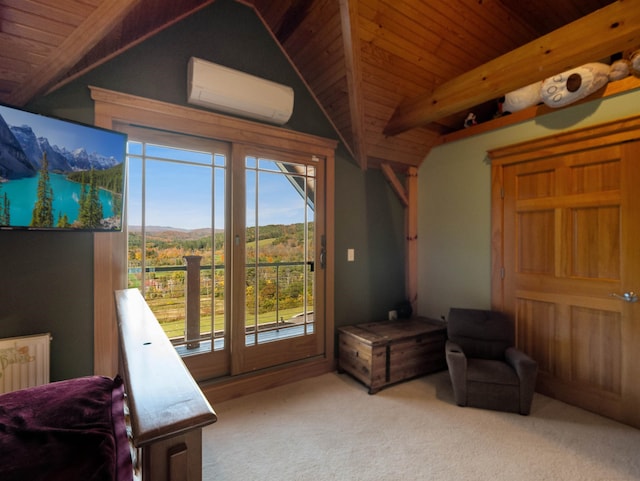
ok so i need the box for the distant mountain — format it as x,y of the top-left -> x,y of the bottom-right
129,225 -> 193,233
128,226 -> 221,240
0,115 -> 37,180
52,145 -> 119,171
11,125 -> 72,172
0,112 -> 121,180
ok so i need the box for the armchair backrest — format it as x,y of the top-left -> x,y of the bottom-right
447,308 -> 514,360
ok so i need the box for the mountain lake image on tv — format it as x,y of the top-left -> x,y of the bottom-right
0,104 -> 126,231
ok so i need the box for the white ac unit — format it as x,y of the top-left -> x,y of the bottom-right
187,57 -> 294,125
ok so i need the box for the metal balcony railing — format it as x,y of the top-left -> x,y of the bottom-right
128,260 -> 313,350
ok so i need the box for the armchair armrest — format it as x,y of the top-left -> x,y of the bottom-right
505,347 -> 538,415
505,347 -> 537,381
445,340 -> 468,406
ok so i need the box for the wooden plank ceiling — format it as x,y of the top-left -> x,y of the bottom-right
1,0 -> 636,171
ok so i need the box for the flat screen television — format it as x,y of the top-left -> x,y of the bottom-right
0,103 -> 127,231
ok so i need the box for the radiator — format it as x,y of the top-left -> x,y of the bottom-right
0,333 -> 51,394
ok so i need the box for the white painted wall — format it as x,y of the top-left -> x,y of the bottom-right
418,88 -> 640,321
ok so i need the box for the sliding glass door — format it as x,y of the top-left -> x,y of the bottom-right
125,128 -> 326,380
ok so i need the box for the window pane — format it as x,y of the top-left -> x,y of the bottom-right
212,164 -> 226,350
143,160 -> 212,349
245,156 -> 315,345
145,160 -> 211,229
127,155 -> 143,290
214,153 -> 225,167
145,144 -> 213,165
126,138 -> 227,356
258,158 -> 280,171
128,141 -> 143,156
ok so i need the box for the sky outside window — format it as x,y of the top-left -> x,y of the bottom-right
127,143 -> 312,230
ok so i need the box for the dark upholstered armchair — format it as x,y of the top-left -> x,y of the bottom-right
445,308 -> 538,415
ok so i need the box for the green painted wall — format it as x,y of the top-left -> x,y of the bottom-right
0,231 -> 94,380
0,0 -> 405,380
418,87 -> 640,321
334,158 -> 406,324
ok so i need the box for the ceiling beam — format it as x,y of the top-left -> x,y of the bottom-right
8,0 -> 143,106
274,0 -> 316,43
339,0 -> 368,170
384,0 -> 640,136
46,0 -> 215,97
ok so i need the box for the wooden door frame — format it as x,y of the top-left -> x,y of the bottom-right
91,87 -> 337,402
488,114 -> 640,427
489,114 -> 640,312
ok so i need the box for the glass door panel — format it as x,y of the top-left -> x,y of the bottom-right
124,126 -> 230,380
234,149 -> 324,373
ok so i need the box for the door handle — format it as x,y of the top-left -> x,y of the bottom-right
610,291 -> 638,303
319,235 -> 326,270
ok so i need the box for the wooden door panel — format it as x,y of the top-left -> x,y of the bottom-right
492,119 -> 640,428
569,158 -> 620,194
569,306 -> 621,394
570,206 -> 620,279
515,298 -> 558,376
516,294 -> 622,376
516,169 -> 555,199
518,210 -> 555,274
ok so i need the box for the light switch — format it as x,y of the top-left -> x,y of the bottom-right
347,248 -> 355,262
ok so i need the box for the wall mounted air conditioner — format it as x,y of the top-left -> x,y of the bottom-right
187,57 -> 294,125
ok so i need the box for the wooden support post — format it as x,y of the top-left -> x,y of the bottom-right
405,167 -> 418,315
380,163 -> 419,315
184,255 -> 202,349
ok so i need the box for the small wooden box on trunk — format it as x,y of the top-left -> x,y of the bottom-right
338,318 -> 447,394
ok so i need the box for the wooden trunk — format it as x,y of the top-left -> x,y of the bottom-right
337,318 -> 447,394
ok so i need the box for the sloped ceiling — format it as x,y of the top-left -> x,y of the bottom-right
1,0 -> 638,171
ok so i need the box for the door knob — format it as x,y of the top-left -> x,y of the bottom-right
610,291 -> 638,303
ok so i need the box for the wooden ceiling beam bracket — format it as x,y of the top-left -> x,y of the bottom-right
384,0 -> 640,136
380,163 -> 408,207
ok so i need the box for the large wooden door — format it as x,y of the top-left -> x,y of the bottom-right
491,117 -> 640,428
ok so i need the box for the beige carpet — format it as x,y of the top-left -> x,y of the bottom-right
202,371 -> 640,481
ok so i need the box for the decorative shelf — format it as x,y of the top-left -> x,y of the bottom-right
438,75 -> 640,145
